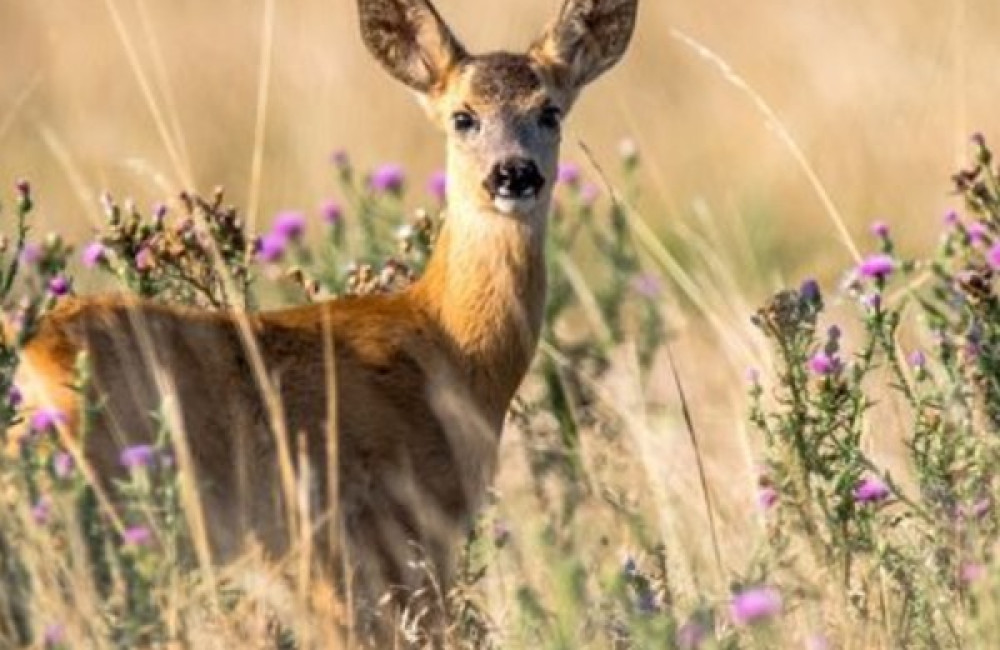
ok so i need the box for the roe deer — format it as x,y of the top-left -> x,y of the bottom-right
16,0 -> 638,637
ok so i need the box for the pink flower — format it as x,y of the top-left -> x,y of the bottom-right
47,275 -> 71,297
53,452 -> 75,479
122,525 -> 153,547
960,563 -> 986,584
858,254 -> 895,279
854,476 -> 890,504
30,407 -> 66,433
557,163 -> 581,186
31,497 -> 51,525
631,272 -> 662,299
370,164 -> 405,194
730,587 -> 782,626
870,221 -> 890,238
808,352 -> 839,376
119,444 -> 156,469
271,211 -> 306,241
255,233 -> 287,263
320,201 -> 343,225
81,242 -> 107,268
676,620 -> 708,648
987,243 -> 1000,270
427,170 -> 448,202
757,487 -> 779,511
968,221 -> 988,245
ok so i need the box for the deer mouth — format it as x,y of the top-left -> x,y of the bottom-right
491,186 -> 540,215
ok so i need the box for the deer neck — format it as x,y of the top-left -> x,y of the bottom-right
412,199 -> 548,417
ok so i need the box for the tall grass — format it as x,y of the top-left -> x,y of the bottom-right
1,133 -> 1000,648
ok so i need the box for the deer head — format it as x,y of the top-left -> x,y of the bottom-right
358,0 -> 639,220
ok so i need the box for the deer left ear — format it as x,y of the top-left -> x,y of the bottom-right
529,0 -> 638,91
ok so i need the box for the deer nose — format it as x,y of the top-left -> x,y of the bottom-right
484,158 -> 545,200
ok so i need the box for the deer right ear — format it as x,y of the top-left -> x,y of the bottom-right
358,0 -> 467,94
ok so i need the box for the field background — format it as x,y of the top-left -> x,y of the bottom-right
2,0 -> 999,273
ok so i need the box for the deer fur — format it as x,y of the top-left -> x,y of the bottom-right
16,0 -> 638,638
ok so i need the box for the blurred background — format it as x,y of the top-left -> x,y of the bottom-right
1,0 -> 998,288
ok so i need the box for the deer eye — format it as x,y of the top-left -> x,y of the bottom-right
452,111 -> 479,134
539,106 -> 562,130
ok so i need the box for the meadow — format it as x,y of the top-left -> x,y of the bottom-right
2,0 -> 1000,648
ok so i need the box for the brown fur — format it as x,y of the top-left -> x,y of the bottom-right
18,0 -> 637,641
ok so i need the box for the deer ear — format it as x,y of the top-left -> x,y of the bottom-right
358,0 -> 467,94
529,0 -> 638,90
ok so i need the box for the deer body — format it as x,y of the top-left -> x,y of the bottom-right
17,0 -> 637,635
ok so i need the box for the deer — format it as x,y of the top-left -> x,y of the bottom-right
15,0 -> 638,640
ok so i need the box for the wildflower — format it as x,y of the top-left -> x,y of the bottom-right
943,211 -> 960,228
370,163 -> 405,194
968,221 -> 988,245
631,272 -> 662,299
858,254 -> 895,279
43,623 -> 65,648
152,202 -> 168,224
806,634 -> 830,650
47,275 -> 70,297
427,170 -> 448,202
758,486 -> 779,511
987,243 -> 1000,270
970,497 -> 991,519
30,407 -> 66,433
961,563 -> 986,584
20,242 -> 42,266
15,179 -> 32,211
53,452 -> 74,479
870,221 -> 890,239
271,211 -> 306,241
330,149 -> 350,170
15,179 -> 31,198
729,586 -> 782,626
493,520 -> 511,547
676,619 -> 708,649
122,525 -> 153,547
8,384 -> 22,408
908,350 -> 926,368
256,233 -> 287,263
854,476 -> 890,504
120,444 -> 156,469
808,351 -> 839,376
320,200 -> 343,226
31,497 -> 51,525
799,278 -> 821,304
580,182 -> 599,207
81,241 -> 107,268
557,163 -> 581,187
134,246 -> 155,272
862,293 -> 882,311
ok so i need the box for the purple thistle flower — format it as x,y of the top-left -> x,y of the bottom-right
320,200 -> 343,226
858,254 -> 895,279
134,246 -> 155,272
47,275 -> 70,297
120,444 -> 156,469
631,272 -> 662,299
987,243 -> 1000,270
31,497 -> 51,525
870,221 -> 890,239
330,149 -> 350,170
427,170 -> 448,202
757,486 -> 779,511
271,211 -> 306,241
944,211 -> 960,228
862,293 -> 882,311
43,623 -> 65,648
53,452 -> 75,479
970,497 -> 991,519
971,132 -> 987,148
580,183 -> 599,207
370,163 -> 405,194
960,562 -> 986,584
729,587 -> 782,626
15,179 -> 31,198
30,407 -> 66,433
968,221 -> 988,245
808,351 -> 838,376
81,241 -> 107,268
557,163 -> 581,187
799,278 -> 821,304
676,620 -> 708,649
152,202 -> 168,224
255,233 -> 287,263
854,476 -> 890,504
122,525 -> 153,547
20,242 -> 42,266
908,350 -> 926,368
8,384 -> 22,408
